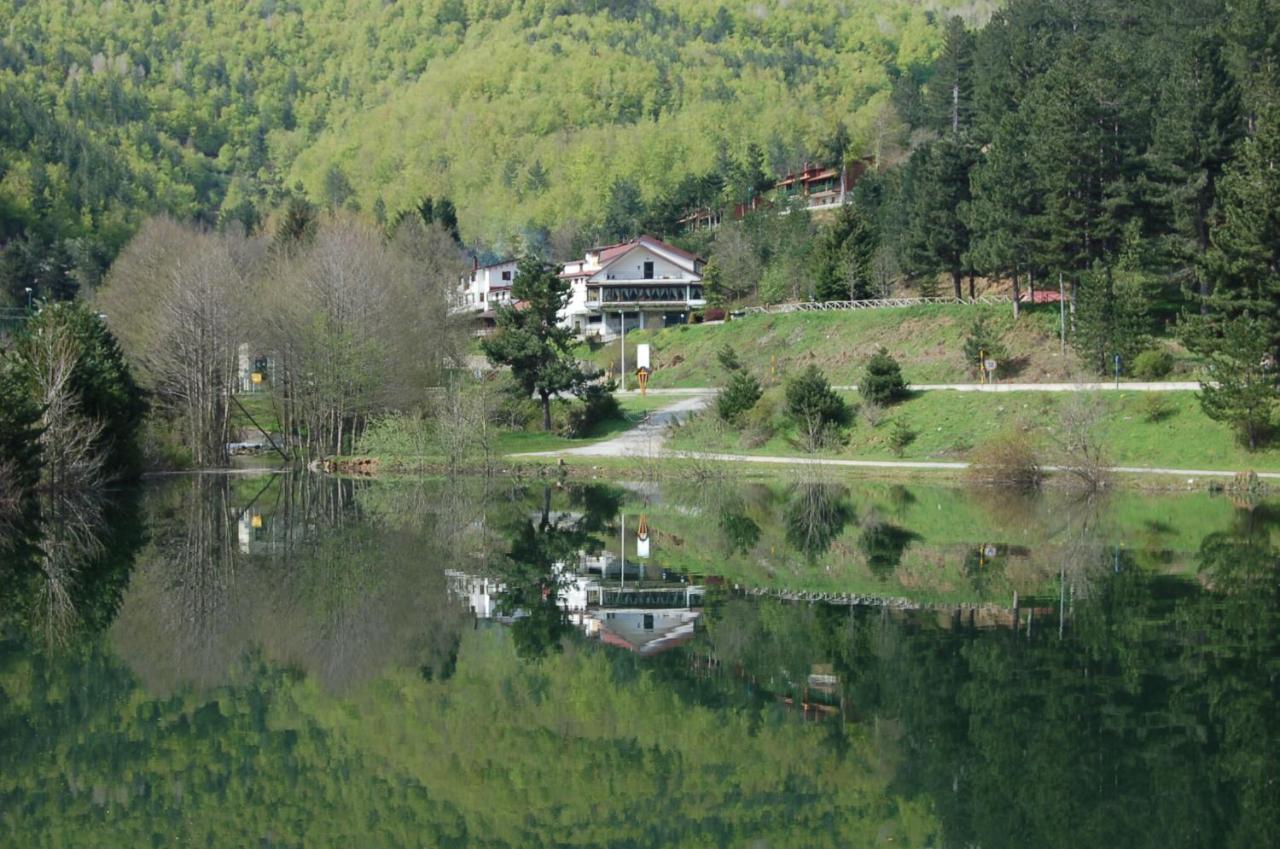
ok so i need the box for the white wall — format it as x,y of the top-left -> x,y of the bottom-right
591,245 -> 695,282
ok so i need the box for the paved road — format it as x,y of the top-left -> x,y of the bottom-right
521,394 -> 712,458
621,381 -> 1200,397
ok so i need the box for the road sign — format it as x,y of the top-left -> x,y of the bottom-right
984,359 -> 997,373
983,543 -> 997,559
251,372 -> 263,385
637,343 -> 651,370
637,514 -> 650,558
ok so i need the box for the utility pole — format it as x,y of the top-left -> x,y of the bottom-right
1058,272 -> 1066,356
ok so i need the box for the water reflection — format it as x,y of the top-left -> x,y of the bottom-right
0,474 -> 1276,847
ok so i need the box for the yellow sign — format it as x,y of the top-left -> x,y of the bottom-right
251,372 -> 263,385
250,514 -> 263,529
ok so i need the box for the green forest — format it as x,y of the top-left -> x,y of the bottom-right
1,475 -> 1276,847
0,0 -> 995,300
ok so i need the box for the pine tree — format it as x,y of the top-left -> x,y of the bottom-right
927,17 -> 975,136
906,136 -> 975,298
482,255 -> 596,431
1144,30 -> 1240,302
1200,104 -> 1280,356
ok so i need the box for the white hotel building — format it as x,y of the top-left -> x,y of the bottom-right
457,235 -> 704,340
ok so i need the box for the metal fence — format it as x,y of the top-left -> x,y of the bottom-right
0,308 -> 27,339
739,295 -> 1008,315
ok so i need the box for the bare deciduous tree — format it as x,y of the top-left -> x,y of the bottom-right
17,318 -> 107,489
1051,392 -> 1111,492
97,218 -> 250,466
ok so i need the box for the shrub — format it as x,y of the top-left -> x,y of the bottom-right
358,412 -> 435,457
1140,393 -> 1176,423
716,372 -> 763,423
785,364 -> 848,451
690,311 -> 705,324
966,428 -> 1043,490
1131,349 -> 1174,380
860,401 -> 885,428
887,419 -> 916,457
703,307 -> 727,322
961,313 -> 1007,377
716,344 -> 743,373
860,347 -> 907,405
564,381 -> 621,437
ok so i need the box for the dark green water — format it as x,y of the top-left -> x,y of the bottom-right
1,474 -> 1277,847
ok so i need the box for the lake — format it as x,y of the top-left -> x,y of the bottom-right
1,472 -> 1277,847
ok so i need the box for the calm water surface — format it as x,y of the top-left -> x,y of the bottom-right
1,473 -> 1277,847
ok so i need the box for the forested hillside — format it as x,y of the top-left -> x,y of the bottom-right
0,0 -> 994,304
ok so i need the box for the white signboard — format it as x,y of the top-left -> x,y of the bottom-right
637,344 -> 651,370
637,537 -> 650,559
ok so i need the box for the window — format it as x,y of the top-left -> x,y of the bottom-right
643,260 -> 654,280
501,270 -> 512,281
643,614 -> 654,630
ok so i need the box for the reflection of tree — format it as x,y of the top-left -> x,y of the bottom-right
0,491 -> 142,649
719,509 -> 761,555
784,482 -> 854,560
111,474 -> 471,695
492,484 -> 621,660
857,517 -> 920,580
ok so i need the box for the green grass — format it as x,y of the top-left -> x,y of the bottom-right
670,389 -> 1280,473
580,304 -> 1100,388
580,304 -> 1197,389
230,391 -> 282,435
361,393 -> 666,461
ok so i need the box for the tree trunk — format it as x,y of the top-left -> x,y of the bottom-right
968,272 -> 976,300
1012,270 -> 1022,320
951,269 -> 963,300
541,391 -> 552,431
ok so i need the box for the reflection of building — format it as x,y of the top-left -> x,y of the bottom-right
445,565 -> 704,658
588,609 -> 701,656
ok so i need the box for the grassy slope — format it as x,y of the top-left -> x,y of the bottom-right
670,389 -> 1280,473
581,304 -> 1105,388
361,394 -> 669,461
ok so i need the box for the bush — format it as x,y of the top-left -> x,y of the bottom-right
716,344 -> 743,373
961,313 -> 1007,377
887,419 -> 916,457
859,348 -> 908,405
1140,393 -> 1176,423
785,364 -> 848,451
716,372 -> 763,423
703,307 -> 727,322
966,428 -> 1043,490
1131,348 -> 1174,380
564,381 -> 621,437
358,412 -> 435,457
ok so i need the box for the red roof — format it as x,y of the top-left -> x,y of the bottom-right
1018,290 -> 1064,303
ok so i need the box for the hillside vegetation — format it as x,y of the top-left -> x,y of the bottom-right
583,304 -> 1095,387
0,0 -> 991,300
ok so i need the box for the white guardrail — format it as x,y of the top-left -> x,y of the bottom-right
739,295 -> 1007,315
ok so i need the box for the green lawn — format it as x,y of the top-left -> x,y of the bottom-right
669,389 -> 1280,473
230,391 -> 283,435
577,304 -> 1163,388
